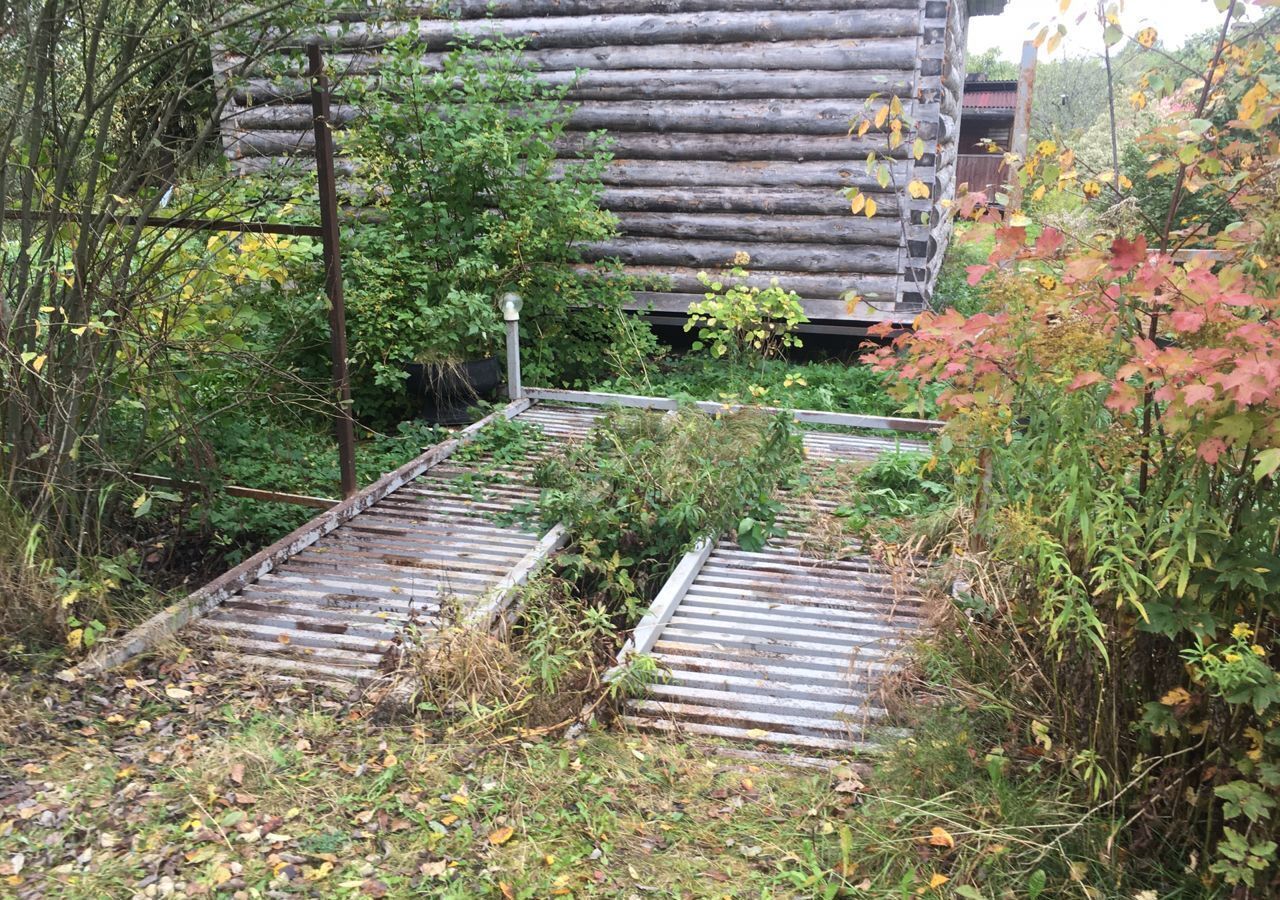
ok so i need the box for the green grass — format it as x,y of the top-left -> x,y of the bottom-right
594,355 -> 919,419
0,637 -> 1197,899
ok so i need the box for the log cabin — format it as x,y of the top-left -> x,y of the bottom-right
218,1 -> 1009,329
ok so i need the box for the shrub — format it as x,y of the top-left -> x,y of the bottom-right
341,37 -> 650,421
536,406 -> 803,621
868,15 -> 1280,890
685,260 -> 808,360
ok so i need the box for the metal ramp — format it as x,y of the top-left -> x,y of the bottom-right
194,402 -> 605,683
75,400 -> 605,683
620,429 -> 933,753
77,387 -> 940,742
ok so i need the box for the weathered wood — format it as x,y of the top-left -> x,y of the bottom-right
574,159 -> 911,189
582,238 -> 902,275
235,38 -> 921,78
559,130 -> 903,161
226,98 -> 913,136
564,99 -> 910,134
613,212 -> 901,245
628,293 -> 906,320
318,10 -> 923,51
228,129 -> 904,164
598,186 -> 899,216
521,388 -> 943,433
331,0 -> 921,18
216,1 -> 974,318
236,69 -> 915,104
599,265 -> 899,300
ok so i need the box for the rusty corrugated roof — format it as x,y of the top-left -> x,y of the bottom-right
964,79 -> 1017,111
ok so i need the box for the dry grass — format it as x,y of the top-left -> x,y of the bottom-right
0,491 -> 65,655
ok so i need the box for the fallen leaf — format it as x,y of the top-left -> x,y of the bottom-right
229,763 -> 245,786
489,826 -> 515,846
928,826 -> 955,849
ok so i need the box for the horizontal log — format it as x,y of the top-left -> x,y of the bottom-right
569,159 -> 910,189
225,99 -> 912,137
628,292 -> 904,318
588,265 -> 899,301
582,238 -> 901,274
328,0 -> 920,18
234,68 -> 914,104
318,10 -> 923,51
599,186 -> 899,216
613,212 -> 901,245
558,131 -> 903,161
227,129 -> 905,163
235,38 -> 921,78
564,99 -> 904,135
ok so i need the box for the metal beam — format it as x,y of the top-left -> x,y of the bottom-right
308,42 -> 359,499
523,387 -> 943,433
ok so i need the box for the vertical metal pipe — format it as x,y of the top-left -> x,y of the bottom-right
505,319 -> 522,401
308,42 -> 358,499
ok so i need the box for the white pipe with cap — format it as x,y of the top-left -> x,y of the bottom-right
501,292 -> 523,401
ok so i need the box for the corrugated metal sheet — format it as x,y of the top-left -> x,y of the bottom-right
623,430 -> 932,753
964,81 -> 1017,111
196,403 -> 606,686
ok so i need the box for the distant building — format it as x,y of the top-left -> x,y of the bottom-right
957,77 -> 1018,200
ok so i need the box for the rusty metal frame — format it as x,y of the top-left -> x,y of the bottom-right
1,44 -> 358,499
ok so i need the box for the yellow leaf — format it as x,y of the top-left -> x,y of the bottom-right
850,192 -> 866,214
1136,27 -> 1157,49
1009,213 -> 1032,227
929,873 -> 949,890
874,105 -> 888,129
908,179 -> 930,199
1161,687 -> 1191,706
864,197 -> 877,218
66,628 -> 84,651
383,753 -> 397,767
928,826 -> 955,849
489,826 -> 515,845
31,354 -> 46,373
1059,0 -> 1071,11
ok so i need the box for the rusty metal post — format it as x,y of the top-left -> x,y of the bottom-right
1007,40 -> 1038,211
308,42 -> 358,499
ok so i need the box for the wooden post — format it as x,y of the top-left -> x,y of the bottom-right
1007,40 -> 1037,210
308,42 -> 358,499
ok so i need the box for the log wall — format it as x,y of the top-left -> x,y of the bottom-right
219,1 -> 998,322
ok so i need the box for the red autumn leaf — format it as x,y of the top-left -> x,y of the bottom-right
966,264 -> 992,286
1067,371 -> 1105,391
1170,310 -> 1206,333
1182,384 -> 1215,406
1197,438 -> 1227,463
1109,235 -> 1147,272
1104,381 -> 1141,413
1034,227 -> 1065,258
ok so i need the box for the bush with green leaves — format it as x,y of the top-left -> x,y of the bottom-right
536,406 -> 803,623
685,263 -> 808,360
340,37 -> 653,421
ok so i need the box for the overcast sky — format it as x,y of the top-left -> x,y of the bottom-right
968,0 -> 1240,61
